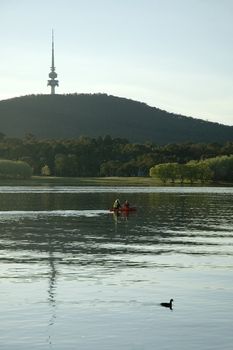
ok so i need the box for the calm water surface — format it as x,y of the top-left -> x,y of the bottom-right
0,186 -> 232,349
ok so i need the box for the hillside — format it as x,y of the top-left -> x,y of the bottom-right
0,93 -> 232,144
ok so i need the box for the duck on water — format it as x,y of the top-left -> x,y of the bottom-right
160,299 -> 174,310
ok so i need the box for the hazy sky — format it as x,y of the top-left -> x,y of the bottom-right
1,0 -> 233,125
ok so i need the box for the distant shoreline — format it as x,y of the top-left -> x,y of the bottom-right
0,176 -> 232,187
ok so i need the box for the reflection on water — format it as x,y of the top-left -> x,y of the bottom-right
0,186 -> 233,349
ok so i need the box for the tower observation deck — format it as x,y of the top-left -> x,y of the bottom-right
47,30 -> 59,94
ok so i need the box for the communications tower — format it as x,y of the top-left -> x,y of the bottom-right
47,30 -> 59,94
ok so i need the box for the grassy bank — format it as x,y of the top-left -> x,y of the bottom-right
0,176 -> 231,187
0,176 -> 161,186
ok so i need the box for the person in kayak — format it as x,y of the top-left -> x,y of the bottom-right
113,199 -> 121,209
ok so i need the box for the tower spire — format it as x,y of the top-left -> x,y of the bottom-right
47,30 -> 59,94
51,29 -> 55,69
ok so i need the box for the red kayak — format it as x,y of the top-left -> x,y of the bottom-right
110,207 -> 136,212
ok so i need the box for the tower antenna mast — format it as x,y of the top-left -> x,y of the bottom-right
47,29 -> 59,94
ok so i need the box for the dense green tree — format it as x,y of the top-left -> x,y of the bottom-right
183,161 -> 200,184
100,160 -> 122,177
203,155 -> 233,182
0,160 -> 32,179
150,163 -> 179,183
195,162 -> 214,183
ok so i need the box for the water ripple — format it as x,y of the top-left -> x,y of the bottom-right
0,185 -> 232,194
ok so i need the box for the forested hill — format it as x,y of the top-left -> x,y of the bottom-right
0,93 -> 232,144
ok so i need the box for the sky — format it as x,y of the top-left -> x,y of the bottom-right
0,0 -> 233,125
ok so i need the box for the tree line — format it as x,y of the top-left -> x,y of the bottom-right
149,155 -> 233,183
0,134 -> 232,181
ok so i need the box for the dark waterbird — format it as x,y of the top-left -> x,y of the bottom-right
160,299 -> 174,310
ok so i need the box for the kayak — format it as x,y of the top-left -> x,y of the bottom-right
110,207 -> 136,212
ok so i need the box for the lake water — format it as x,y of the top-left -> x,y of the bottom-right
0,186 -> 232,349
